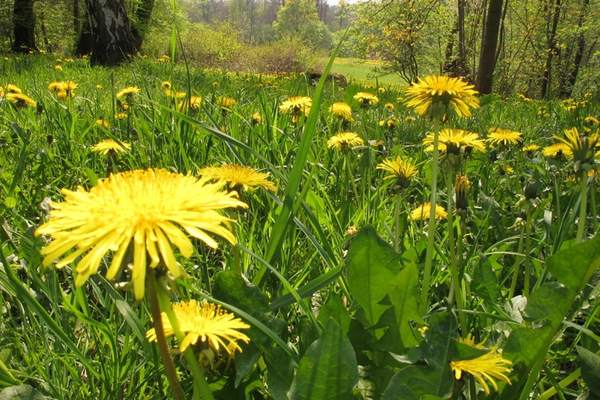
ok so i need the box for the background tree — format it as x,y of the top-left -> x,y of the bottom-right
273,0 -> 331,49
12,0 -> 36,52
477,0 -> 504,94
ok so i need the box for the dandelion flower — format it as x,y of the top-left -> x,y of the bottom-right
35,169 -> 247,300
554,127 -> 598,164
6,93 -> 36,108
522,144 -> 540,156
96,118 -> 110,129
251,112 -> 262,125
279,96 -> 312,116
423,129 -> 486,154
327,132 -> 364,151
379,117 -> 399,130
404,75 -> 479,118
487,128 -> 522,146
146,299 -> 250,354
199,164 -> 276,192
353,92 -> 379,107
161,81 -> 172,91
543,143 -> 572,159
217,96 -> 237,109
384,102 -> 394,112
329,102 -> 353,122
91,139 -> 131,155
116,86 -> 140,100
377,156 -> 417,187
450,339 -> 512,395
115,112 -> 128,120
6,84 -> 22,94
410,202 -> 447,221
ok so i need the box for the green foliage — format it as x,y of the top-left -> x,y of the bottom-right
273,0 -> 332,50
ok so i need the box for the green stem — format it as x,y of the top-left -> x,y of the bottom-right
509,211 -> 532,299
538,368 -> 580,400
147,274 -> 186,400
420,128 -> 440,313
393,192 -> 406,252
154,277 -> 215,400
576,173 -> 588,241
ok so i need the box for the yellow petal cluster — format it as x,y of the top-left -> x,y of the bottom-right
199,164 -> 276,192
405,75 -> 479,118
35,169 -> 247,300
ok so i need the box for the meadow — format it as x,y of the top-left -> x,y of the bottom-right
0,53 -> 599,399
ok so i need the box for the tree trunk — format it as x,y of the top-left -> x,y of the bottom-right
73,0 -> 80,35
558,0 -> 589,98
477,0 -> 503,94
84,0 -> 140,65
457,0 -> 467,66
540,0 -> 561,99
12,0 -> 37,52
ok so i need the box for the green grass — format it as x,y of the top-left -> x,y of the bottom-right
0,54 -> 599,399
328,57 -> 405,87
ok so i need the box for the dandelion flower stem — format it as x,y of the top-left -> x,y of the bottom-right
153,274 -> 215,400
147,273 -> 186,400
576,172 -> 588,241
420,127 -> 439,312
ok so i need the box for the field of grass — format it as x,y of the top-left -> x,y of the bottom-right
329,57 -> 404,87
0,54 -> 599,399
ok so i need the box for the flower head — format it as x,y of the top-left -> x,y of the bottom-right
91,139 -> 131,155
199,164 -> 276,192
146,300 -> 250,355
217,96 -> 237,109
384,102 -> 395,112
522,144 -> 540,156
279,96 -> 312,116
353,92 -> 379,107
161,81 -> 172,91
487,128 -> 522,146
423,129 -> 486,155
410,202 -> 448,221
116,86 -> 140,100
379,117 -> 399,130
543,143 -> 572,159
5,84 -> 22,94
6,93 -> 36,108
377,156 -> 417,188
329,102 -> 353,122
404,75 -> 479,118
251,112 -> 262,125
554,127 -> 599,165
327,132 -> 364,151
35,169 -> 247,300
450,338 -> 512,395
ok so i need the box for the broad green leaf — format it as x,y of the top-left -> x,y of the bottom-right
578,347 -> 600,397
0,385 -> 47,400
264,346 -> 295,400
501,235 -> 600,400
289,318 -> 358,400
382,366 -> 450,400
388,261 -> 422,349
472,258 -> 499,302
346,227 -> 403,325
317,294 -> 351,335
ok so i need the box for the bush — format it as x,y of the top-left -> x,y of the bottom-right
245,38 -> 315,73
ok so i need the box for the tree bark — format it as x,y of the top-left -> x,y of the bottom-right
540,0 -> 561,98
84,0 -> 140,65
558,0 -> 590,98
477,0 -> 504,94
12,0 -> 37,52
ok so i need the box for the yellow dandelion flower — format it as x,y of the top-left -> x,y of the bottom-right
327,132 -> 364,151
199,164 -> 276,192
384,102 -> 395,112
161,81 -> 172,91
450,340 -> 512,395
279,96 -> 312,116
115,112 -> 128,120
487,128 -> 522,146
378,87 -> 386,94
584,116 -> 599,127
54,64 -> 63,72
251,112 -> 262,125
522,144 -> 540,155
329,102 -> 353,122
6,84 -> 22,94
553,127 -> 598,164
405,116 -> 416,123
379,117 -> 399,130
48,81 -> 64,92
423,129 -> 486,154
543,143 -> 572,159
516,93 -> 532,102
116,86 -> 140,100
410,202 -> 448,221
217,96 -> 237,109
376,156 -> 417,186
6,93 -> 36,108
404,75 -> 479,118
146,300 -> 250,354
91,139 -> 131,155
35,169 -> 247,300
353,92 -> 379,106
95,118 -> 110,129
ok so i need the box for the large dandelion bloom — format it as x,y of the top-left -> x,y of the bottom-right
450,337 -> 512,395
279,96 -> 312,116
146,300 -> 250,355
553,127 -> 599,164
410,202 -> 447,221
353,92 -> 379,107
35,169 -> 247,300
329,102 -> 353,122
487,128 -> 522,146
376,156 -> 417,187
116,86 -> 141,100
327,132 -> 364,151
6,93 -> 36,108
91,139 -> 131,155
423,129 -> 486,154
199,164 -> 276,192
404,75 -> 479,118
